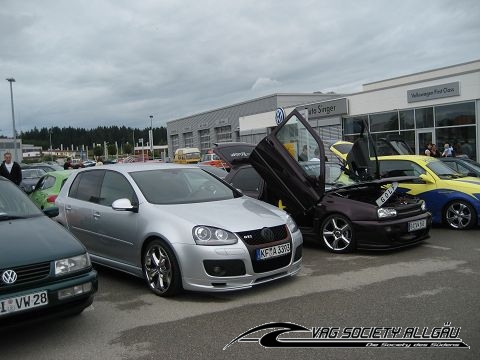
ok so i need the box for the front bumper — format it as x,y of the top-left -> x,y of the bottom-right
176,229 -> 303,292
353,212 -> 432,250
0,269 -> 98,326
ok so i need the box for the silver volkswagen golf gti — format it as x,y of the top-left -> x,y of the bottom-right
55,163 -> 302,296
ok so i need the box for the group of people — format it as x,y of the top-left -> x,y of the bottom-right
424,143 -> 457,157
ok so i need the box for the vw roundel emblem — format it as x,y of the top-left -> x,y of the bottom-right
2,270 -> 18,284
275,108 -> 286,125
261,227 -> 275,242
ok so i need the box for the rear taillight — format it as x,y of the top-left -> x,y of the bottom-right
47,195 -> 58,203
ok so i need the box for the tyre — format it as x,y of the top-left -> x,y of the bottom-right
443,200 -> 477,230
320,214 -> 356,253
143,239 -> 182,296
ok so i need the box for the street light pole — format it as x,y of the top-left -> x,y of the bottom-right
49,128 -> 53,161
149,115 -> 154,160
6,78 -> 17,162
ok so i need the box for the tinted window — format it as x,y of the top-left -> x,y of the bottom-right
399,110 -> 414,129
230,167 -> 262,192
43,176 -> 56,190
379,160 -> 426,178
369,112 -> 399,132
415,107 -> 434,128
0,180 -> 43,217
435,102 -> 475,127
99,171 -> 137,207
69,170 -> 104,203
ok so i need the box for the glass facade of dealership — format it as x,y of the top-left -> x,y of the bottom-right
342,101 -> 477,161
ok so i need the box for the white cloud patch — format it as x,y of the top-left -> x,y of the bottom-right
0,0 -> 479,134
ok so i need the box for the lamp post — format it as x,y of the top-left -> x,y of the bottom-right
149,115 -> 154,160
49,128 -> 53,161
6,78 -> 17,162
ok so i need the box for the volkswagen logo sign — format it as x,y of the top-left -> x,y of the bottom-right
275,108 -> 286,125
2,270 -> 18,284
261,227 -> 275,242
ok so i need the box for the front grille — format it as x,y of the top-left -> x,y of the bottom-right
0,261 -> 51,288
236,225 -> 288,245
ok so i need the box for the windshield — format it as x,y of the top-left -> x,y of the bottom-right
426,159 -> 464,179
0,179 -> 44,219
130,168 -> 240,204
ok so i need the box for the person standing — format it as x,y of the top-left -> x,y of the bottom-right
0,152 -> 22,186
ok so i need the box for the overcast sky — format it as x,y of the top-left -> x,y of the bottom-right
1,0 -> 479,135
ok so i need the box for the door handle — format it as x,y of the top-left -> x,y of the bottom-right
65,205 -> 72,212
93,211 -> 101,219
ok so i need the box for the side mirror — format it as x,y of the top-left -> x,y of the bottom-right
44,207 -> 59,218
112,198 -> 138,213
419,173 -> 435,184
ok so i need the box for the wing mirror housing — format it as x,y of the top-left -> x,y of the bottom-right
419,173 -> 435,184
112,198 -> 139,213
43,206 -> 60,218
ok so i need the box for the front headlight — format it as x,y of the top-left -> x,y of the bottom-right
377,207 -> 397,219
192,226 -> 238,245
55,253 -> 91,276
286,214 -> 298,233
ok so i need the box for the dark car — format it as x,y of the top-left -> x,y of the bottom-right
23,162 -> 64,172
20,168 -> 47,194
0,176 -> 97,325
215,109 -> 431,253
440,157 -> 480,177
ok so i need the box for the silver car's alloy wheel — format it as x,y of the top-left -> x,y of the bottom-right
444,201 -> 476,230
143,240 -> 181,296
321,214 -> 355,253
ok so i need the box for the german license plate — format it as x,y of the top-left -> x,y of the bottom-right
256,243 -> 291,261
0,291 -> 48,316
408,219 -> 427,232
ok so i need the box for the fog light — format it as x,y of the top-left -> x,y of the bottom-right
58,282 -> 92,300
213,266 -> 227,276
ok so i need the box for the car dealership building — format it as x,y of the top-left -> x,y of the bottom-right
167,59 -> 480,161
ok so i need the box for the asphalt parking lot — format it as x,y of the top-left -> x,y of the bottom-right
1,226 -> 479,360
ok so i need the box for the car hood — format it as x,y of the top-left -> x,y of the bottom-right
155,196 -> 287,233
0,216 -> 86,268
438,176 -> 480,189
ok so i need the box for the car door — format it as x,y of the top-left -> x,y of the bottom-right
93,170 -> 139,265
249,109 -> 325,216
63,170 -> 105,255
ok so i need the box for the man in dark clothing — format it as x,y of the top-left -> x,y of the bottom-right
0,152 -> 22,186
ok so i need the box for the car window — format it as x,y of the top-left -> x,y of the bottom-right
275,115 -> 321,180
230,167 -> 262,192
0,180 -> 43,217
379,160 -> 426,178
42,175 -> 56,190
98,171 -> 137,207
69,170 -> 104,203
130,168 -> 238,204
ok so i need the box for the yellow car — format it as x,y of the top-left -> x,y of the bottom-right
331,140 -> 480,230
377,155 -> 480,229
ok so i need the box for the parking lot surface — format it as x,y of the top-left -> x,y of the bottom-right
1,227 -> 479,360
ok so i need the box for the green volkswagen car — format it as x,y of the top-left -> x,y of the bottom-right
30,170 -> 73,210
0,176 -> 97,325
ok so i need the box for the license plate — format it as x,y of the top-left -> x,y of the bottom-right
0,291 -> 48,316
256,243 -> 291,261
408,219 -> 427,232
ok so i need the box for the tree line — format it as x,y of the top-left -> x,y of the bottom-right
17,125 -> 168,150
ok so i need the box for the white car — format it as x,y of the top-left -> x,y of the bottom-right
55,163 -> 302,296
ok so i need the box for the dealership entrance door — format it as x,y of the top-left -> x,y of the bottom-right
416,129 -> 435,155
